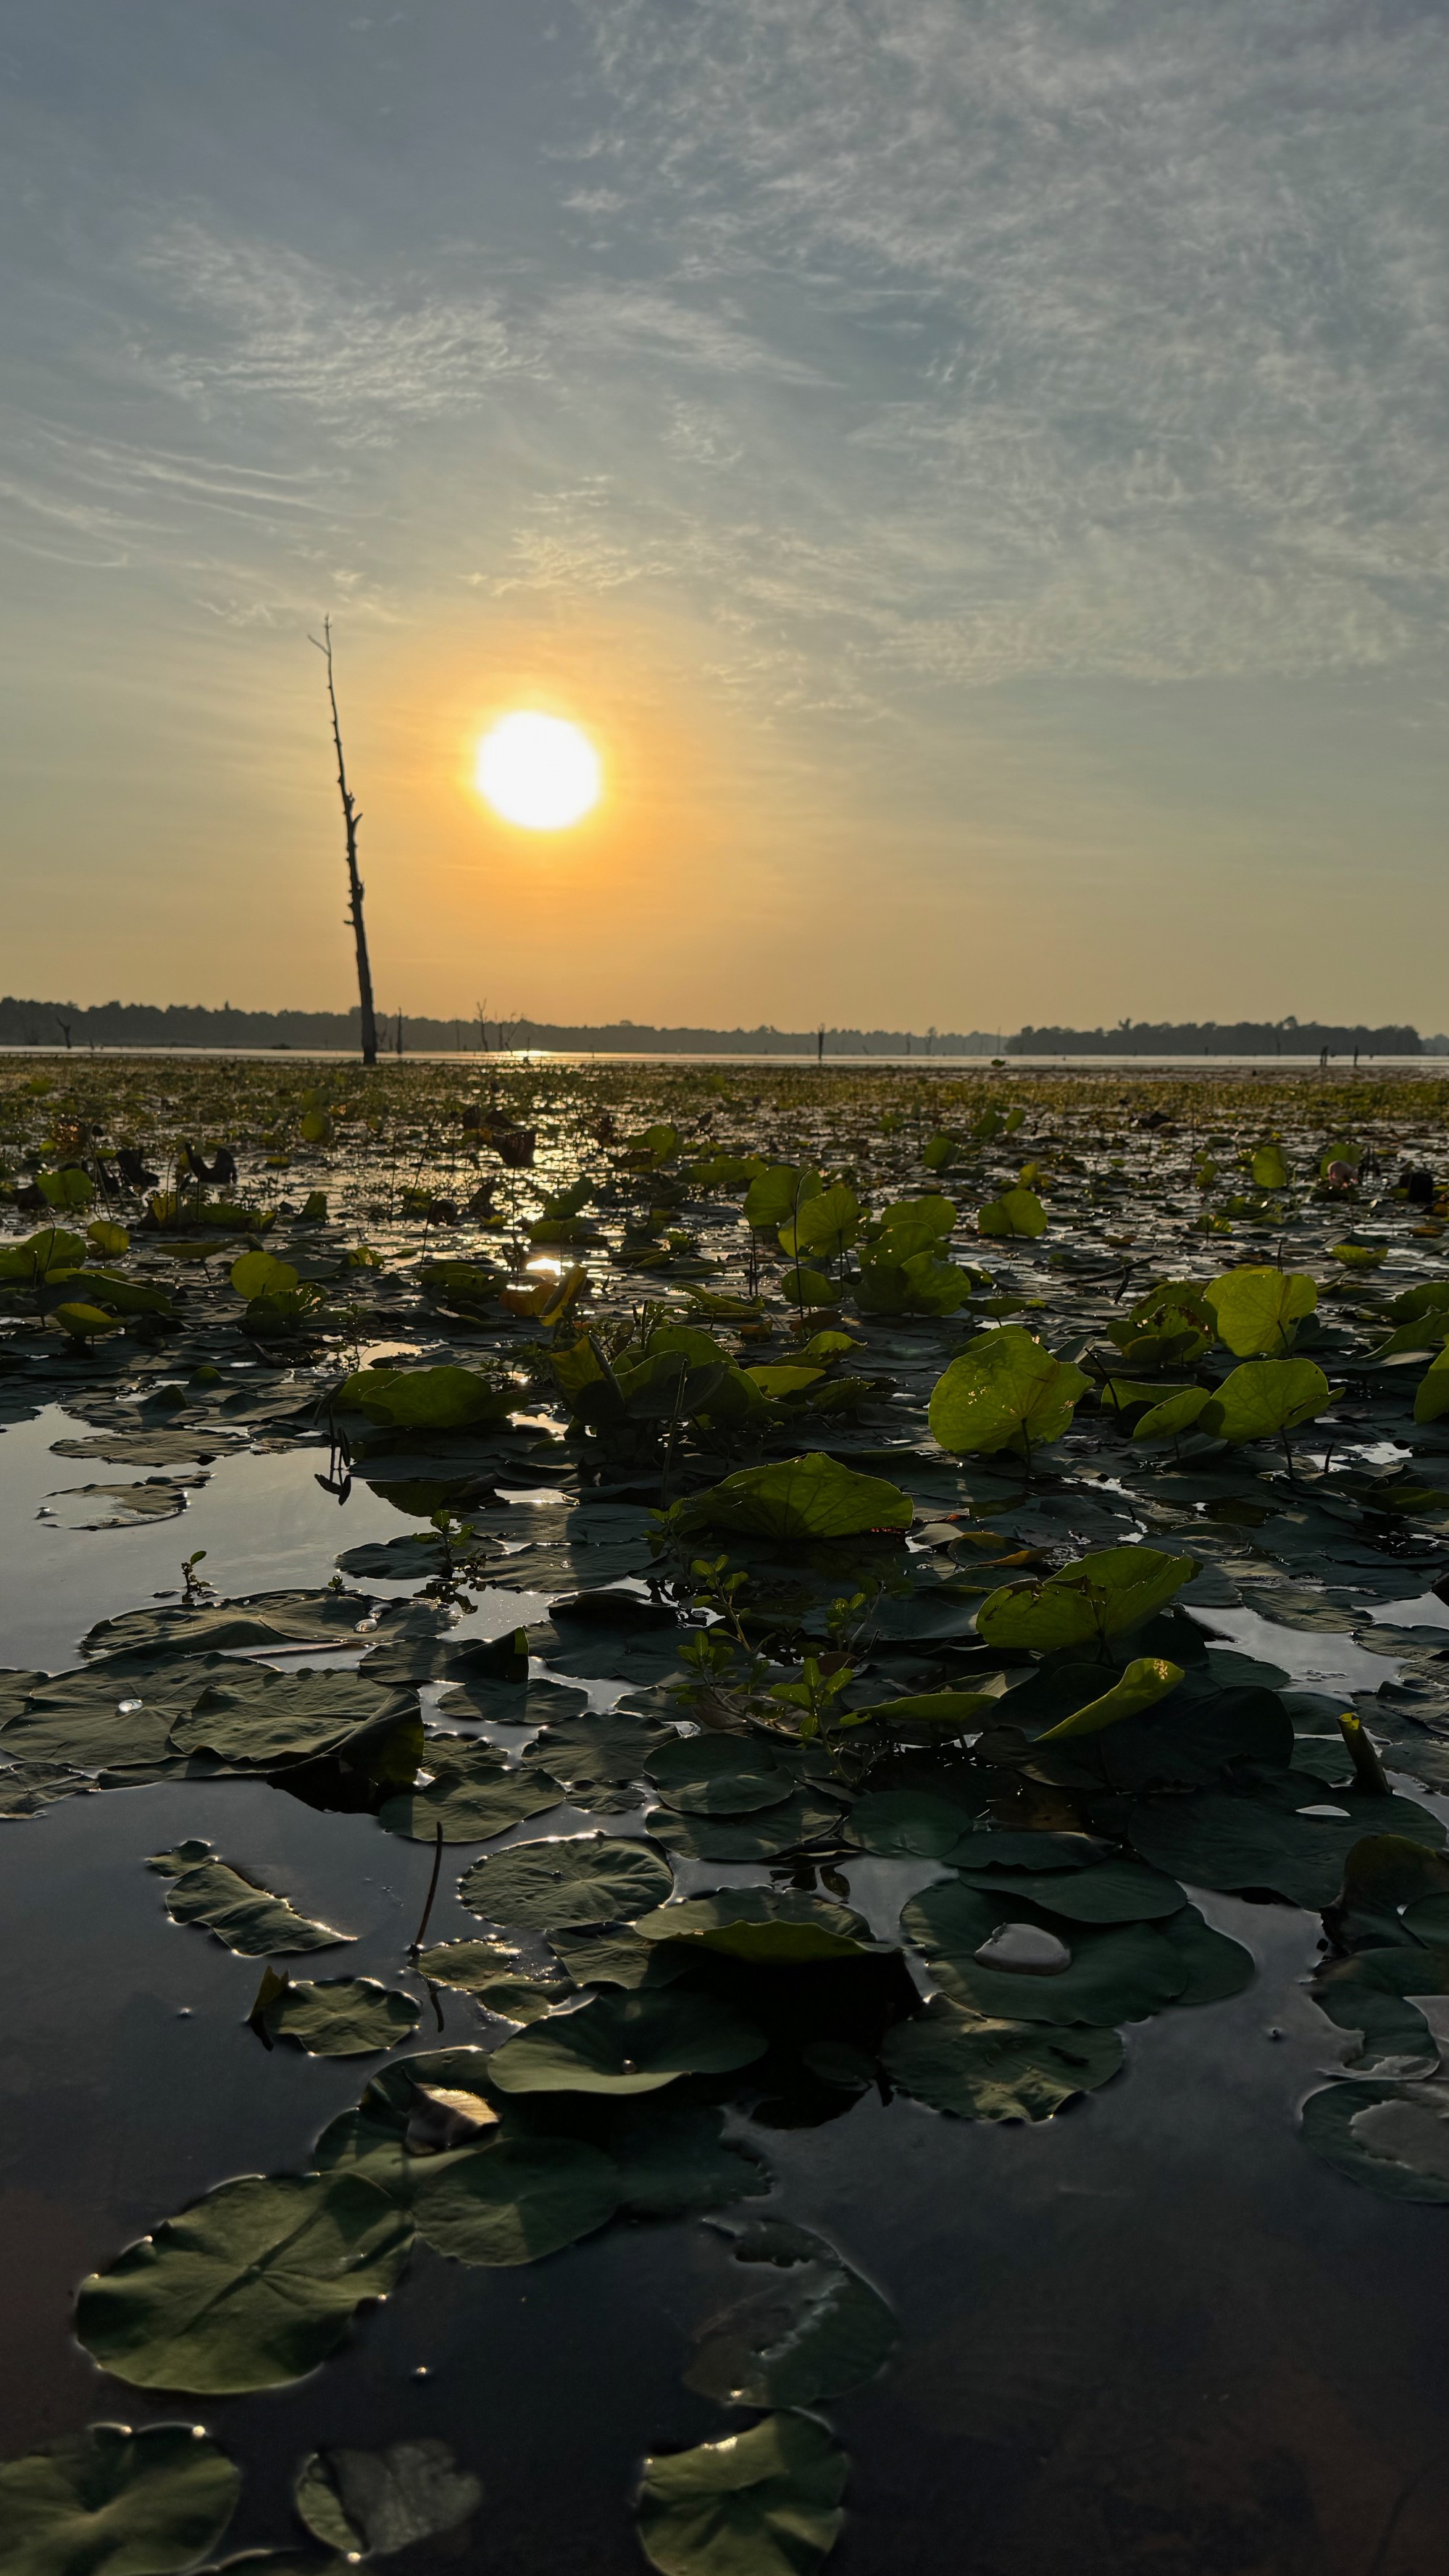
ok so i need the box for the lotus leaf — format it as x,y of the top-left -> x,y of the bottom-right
459,1833 -> 674,1929
1301,2079 -> 1449,2201
668,1452 -> 912,1543
0,2424 -> 241,2576
1205,1267 -> 1317,1356
975,1546 -> 1195,1651
644,1788 -> 851,1864
1129,1787 -> 1443,1909
928,1326 -> 1090,1459
293,2441 -> 480,2559
379,1756 -> 562,1843
75,2171 -> 413,2393
149,1846 -> 352,1956
1200,1358 -> 1334,1443
338,1365 -> 514,1430
635,1888 -> 875,1963
977,1188 -> 1048,1238
488,1986 -> 766,2093
1414,1346 -> 1449,1425
743,1166 -> 822,1230
685,2222 -> 897,2407
882,2001 -> 1124,2121
644,1734 -> 794,1816
635,2412 -> 846,2576
412,2139 -> 620,2266
255,1974 -> 420,2058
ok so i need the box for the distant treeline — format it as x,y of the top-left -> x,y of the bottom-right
0,999 -> 1002,1056
0,998 -> 1432,1059
1010,1020 -> 1421,1056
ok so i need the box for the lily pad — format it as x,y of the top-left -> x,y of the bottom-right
928,1326 -> 1090,1459
84,1591 -> 375,1662
75,2170 -> 413,2392
635,1888 -> 876,1964
459,1833 -> 674,1929
254,1973 -> 421,2058
412,2138 -> 620,2266
0,2423 -> 241,2576
644,1791 -> 852,1864
903,1883 -> 1187,2026
951,1856 -> 1185,1924
149,1846 -> 352,1956
1301,2079 -> 1449,2201
635,2412 -> 847,2576
293,2441 -> 480,2559
685,2222 -> 897,2407
644,1733 -> 795,1816
976,1547 -> 1196,1651
487,1988 -> 767,2094
882,2001 -> 1124,2120
667,1454 -> 912,1543
379,1754 -> 563,1844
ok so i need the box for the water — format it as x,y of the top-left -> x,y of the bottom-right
7,1408 -> 1449,2569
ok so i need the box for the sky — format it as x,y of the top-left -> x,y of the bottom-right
3,0 -> 1448,1033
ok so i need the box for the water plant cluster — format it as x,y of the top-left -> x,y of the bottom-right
1,1051 -> 1448,2576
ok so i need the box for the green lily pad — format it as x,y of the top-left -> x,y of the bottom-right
903,1883 -> 1187,2026
975,1546 -> 1196,1651
0,2424 -> 241,2576
169,1668 -> 420,1772
1157,1904 -> 1256,2004
293,2441 -> 480,2559
635,1888 -> 876,1964
338,1364 -> 514,1430
928,1325 -> 1090,1459
487,1987 -> 767,2094
379,1752 -> 563,1843
412,2138 -> 620,2266
685,2222 -> 897,2407
530,1708 -> 665,1802
414,1938 -> 525,1991
882,2001 -> 1124,2120
1205,1267 -> 1317,1356
83,1591 -> 375,1661
644,1791 -> 852,1864
149,1846 -> 352,1956
459,1833 -> 673,1929
850,1788 -> 985,1857
952,1856 -> 1185,1924
254,1972 -> 421,2058
635,2412 -> 847,2576
312,2049 -> 501,2202
75,2170 -> 414,2392
1200,1359 -> 1334,1444
667,1453 -> 912,1543
644,1733 -> 795,1816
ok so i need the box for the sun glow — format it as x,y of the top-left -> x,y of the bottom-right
475,712 -> 601,831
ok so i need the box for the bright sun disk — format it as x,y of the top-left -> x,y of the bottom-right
475,712 -> 601,830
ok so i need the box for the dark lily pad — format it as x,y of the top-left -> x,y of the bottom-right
412,2138 -> 620,2266
149,1844 -> 353,1956
75,2170 -> 414,2392
684,2221 -> 898,2407
882,1999 -> 1124,2119
644,1732 -> 796,1816
644,1791 -> 853,1864
635,2412 -> 847,2576
293,2440 -> 480,2559
1301,2078 -> 1449,2201
487,1987 -> 767,2094
255,1972 -> 421,2058
459,1833 -> 674,1930
0,2423 -> 241,2576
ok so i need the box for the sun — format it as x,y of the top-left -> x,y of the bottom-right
475,712 -> 601,831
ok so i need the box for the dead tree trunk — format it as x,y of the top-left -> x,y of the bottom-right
312,617 -> 378,1067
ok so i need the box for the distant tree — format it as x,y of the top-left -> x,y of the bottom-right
312,618 -> 379,1067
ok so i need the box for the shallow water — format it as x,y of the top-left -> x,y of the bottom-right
6,1401 -> 1449,2574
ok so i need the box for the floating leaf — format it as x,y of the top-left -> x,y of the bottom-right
644,1790 -> 851,1864
635,1888 -> 876,1964
975,1547 -> 1195,1651
1205,1267 -> 1317,1356
149,1846 -> 352,1956
0,2423 -> 241,2576
882,2001 -> 1124,2120
293,2441 -> 480,2559
667,1454 -> 912,1543
412,2139 -> 620,2267
459,1833 -> 673,1930
952,1854 -> 1185,1923
1414,1346 -> 1449,1425
379,1754 -> 562,1844
338,1366 -> 514,1431
1301,2080 -> 1449,2201
255,1975 -> 420,2058
635,2413 -> 847,2576
644,1735 -> 795,1816
977,1188 -> 1048,1238
75,2171 -> 413,2392
487,1988 -> 767,2094
928,1326 -> 1090,1459
685,2222 -> 897,2407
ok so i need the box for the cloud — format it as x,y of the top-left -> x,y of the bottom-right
573,0 -> 1449,684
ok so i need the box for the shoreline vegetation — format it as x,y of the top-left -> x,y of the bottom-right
0,999 -> 1437,1058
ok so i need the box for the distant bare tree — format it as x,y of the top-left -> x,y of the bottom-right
311,617 -> 378,1067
